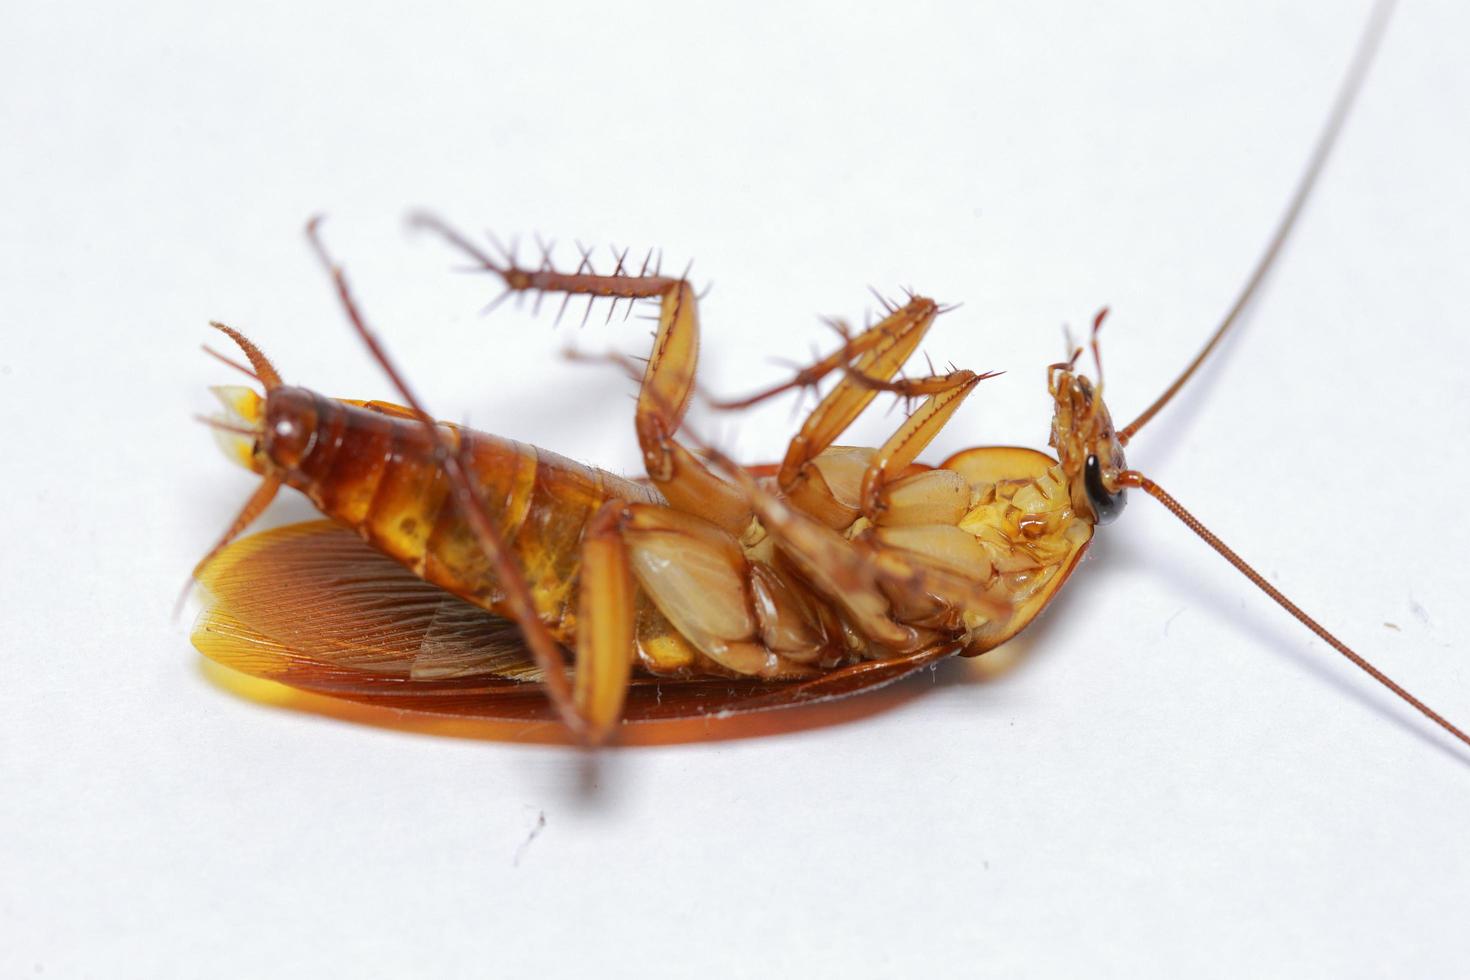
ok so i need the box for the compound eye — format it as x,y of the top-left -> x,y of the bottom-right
1084,454 -> 1127,525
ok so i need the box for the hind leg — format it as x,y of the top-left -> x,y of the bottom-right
569,502 -> 637,744
414,214 -> 753,535
308,219 -> 616,744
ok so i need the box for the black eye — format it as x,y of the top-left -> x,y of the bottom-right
1084,454 -> 1126,525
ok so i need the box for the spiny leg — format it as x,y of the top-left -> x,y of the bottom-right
718,296 -> 946,527
775,298 -> 940,487
847,366 -> 1015,628
722,440 -> 1009,650
653,378 -> 1006,654
306,218 -> 594,743
412,213 -> 751,535
846,366 -> 992,520
847,369 -> 1014,630
713,309 -> 925,412
669,427 -> 939,653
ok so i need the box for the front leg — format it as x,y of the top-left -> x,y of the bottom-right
849,366 -> 988,521
717,296 -> 944,528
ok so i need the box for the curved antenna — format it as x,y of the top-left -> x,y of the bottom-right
209,321 -> 283,391
1117,0 -> 1397,445
1118,469 -> 1470,753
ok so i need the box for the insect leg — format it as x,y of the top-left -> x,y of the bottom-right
845,381 -> 1022,632
628,278 -> 756,534
843,371 -> 1028,637
413,214 -> 752,535
846,367 -> 1016,630
620,503 -> 818,677
571,501 -> 637,744
678,423 -> 1006,654
306,219 -> 593,743
711,308 -> 930,411
737,299 -> 943,528
775,300 -> 938,478
851,368 -> 987,520
675,441 -> 935,653
745,491 -> 926,651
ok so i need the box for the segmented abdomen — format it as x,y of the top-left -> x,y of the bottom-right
283,396 -> 658,639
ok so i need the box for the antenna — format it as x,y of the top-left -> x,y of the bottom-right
1117,0 -> 1397,445
1117,469 -> 1470,751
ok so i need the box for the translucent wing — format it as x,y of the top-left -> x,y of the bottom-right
192,521 -> 958,724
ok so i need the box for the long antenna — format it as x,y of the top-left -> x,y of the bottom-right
1117,469 -> 1470,751
1116,0 -> 1397,445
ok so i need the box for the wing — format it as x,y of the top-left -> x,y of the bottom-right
192,521 -> 959,724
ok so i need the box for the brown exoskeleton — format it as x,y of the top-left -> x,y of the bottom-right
191,3 -> 1467,752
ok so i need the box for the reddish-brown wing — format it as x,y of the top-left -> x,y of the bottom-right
192,521 -> 958,723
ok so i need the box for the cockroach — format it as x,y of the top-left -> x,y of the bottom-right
189,2 -> 1467,752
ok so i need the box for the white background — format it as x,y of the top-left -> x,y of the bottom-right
4,1 -> 1469,977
